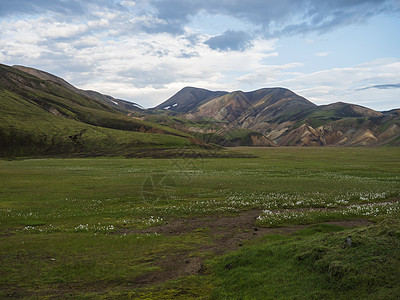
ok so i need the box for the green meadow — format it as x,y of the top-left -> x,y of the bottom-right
0,147 -> 399,298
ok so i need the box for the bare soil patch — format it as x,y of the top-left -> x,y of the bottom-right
120,209 -> 372,287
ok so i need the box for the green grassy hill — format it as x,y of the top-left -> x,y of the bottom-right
0,64 -> 204,157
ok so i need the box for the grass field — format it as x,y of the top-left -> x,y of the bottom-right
0,147 -> 399,298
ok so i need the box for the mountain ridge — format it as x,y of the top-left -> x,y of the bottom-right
12,65 -> 143,113
153,86 -> 400,147
1,64 -> 399,156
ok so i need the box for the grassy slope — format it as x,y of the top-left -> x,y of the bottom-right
0,90 -> 192,157
210,220 -> 400,299
0,64 -> 197,157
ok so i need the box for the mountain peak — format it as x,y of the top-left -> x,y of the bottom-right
154,87 -> 228,112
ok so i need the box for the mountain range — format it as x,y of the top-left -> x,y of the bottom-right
152,87 -> 400,147
0,64 -> 399,158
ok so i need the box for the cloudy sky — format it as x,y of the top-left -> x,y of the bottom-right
1,0 -> 399,110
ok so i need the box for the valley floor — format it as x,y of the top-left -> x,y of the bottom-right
0,147 -> 399,298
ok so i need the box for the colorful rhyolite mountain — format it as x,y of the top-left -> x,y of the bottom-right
154,87 -> 400,147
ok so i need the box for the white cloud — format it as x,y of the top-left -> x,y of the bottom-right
275,59 -> 400,110
45,23 -> 88,39
314,52 -> 331,57
73,36 -> 280,106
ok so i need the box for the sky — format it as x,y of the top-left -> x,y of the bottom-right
0,0 -> 399,110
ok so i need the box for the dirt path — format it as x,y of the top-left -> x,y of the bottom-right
119,209 -> 372,287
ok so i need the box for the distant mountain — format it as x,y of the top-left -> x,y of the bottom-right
154,87 -> 228,113
314,102 -> 381,118
0,64 -> 206,157
189,88 -> 316,124
153,87 -> 400,147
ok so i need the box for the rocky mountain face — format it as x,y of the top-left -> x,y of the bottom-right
154,87 -> 400,147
